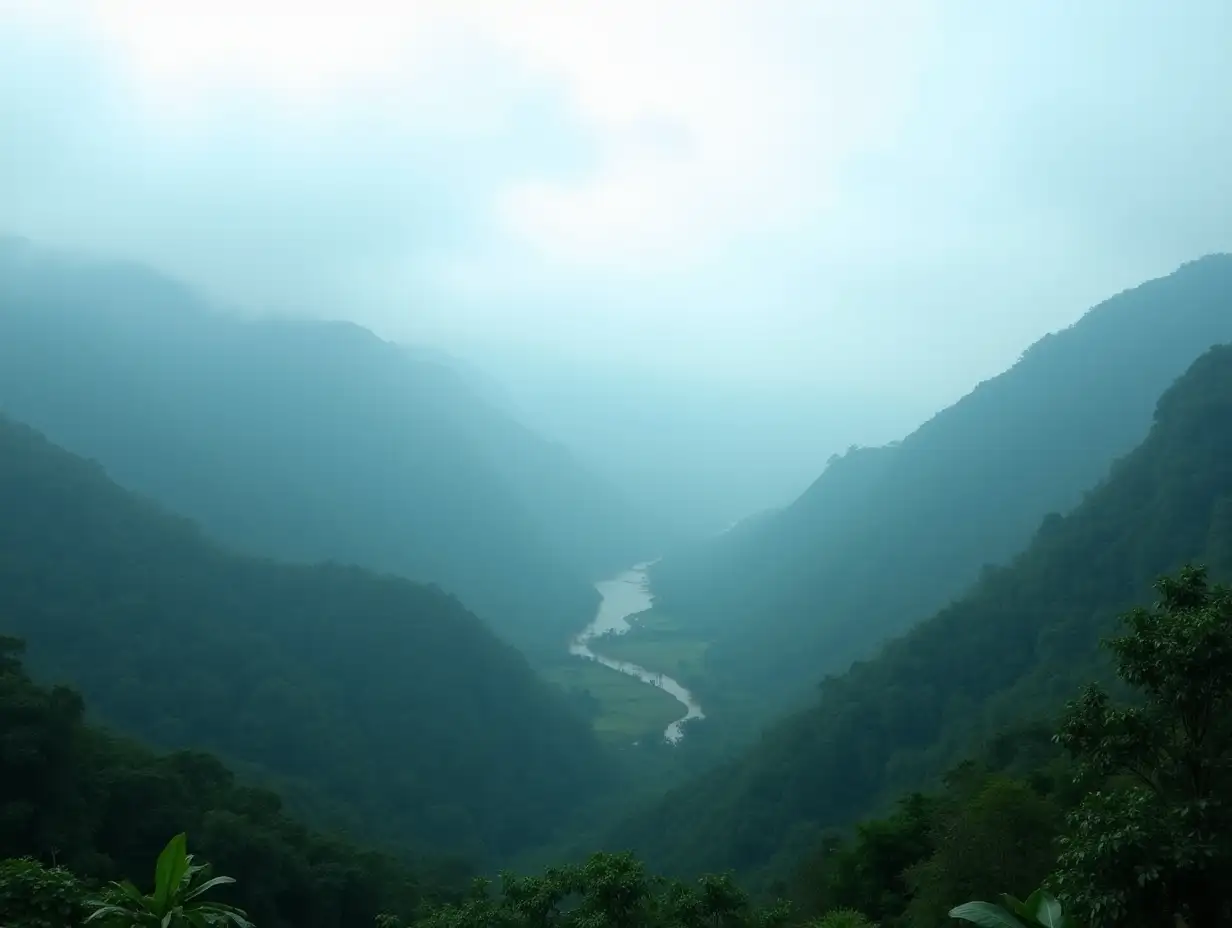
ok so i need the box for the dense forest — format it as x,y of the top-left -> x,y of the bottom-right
0,637 -> 471,928
0,236 -> 667,658
612,341 -> 1232,883
0,415 -> 607,863
8,562 -> 1232,926
650,254 -> 1232,718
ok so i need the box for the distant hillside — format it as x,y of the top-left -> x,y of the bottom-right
615,341 -> 1232,879
0,236 -> 657,657
651,255 -> 1232,712
0,415 -> 608,863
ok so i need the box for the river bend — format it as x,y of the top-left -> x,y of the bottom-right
569,563 -> 704,743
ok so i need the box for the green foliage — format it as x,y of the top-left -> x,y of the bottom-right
398,851 -> 794,928
795,792 -> 938,925
0,645 -> 467,928
950,888 -> 1078,928
1052,566 -> 1232,927
904,777 -> 1061,927
86,833 -> 252,928
0,858 -> 91,928
788,741 -> 1070,928
616,342 -> 1232,880
806,910 -> 875,928
0,414 -> 606,862
784,565 -> 1232,928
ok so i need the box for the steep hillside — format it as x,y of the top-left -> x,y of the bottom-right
0,638 -> 470,928
0,237 -> 655,656
0,415 -> 608,863
616,341 -> 1232,879
651,255 -> 1232,711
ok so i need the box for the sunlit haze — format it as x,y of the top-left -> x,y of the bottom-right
4,0 -> 1231,523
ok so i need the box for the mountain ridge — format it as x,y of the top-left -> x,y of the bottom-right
0,239 -> 658,657
650,253 -> 1232,713
0,412 -> 608,863
614,339 -> 1232,880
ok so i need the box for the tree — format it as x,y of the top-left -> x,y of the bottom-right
402,851 -> 794,928
794,792 -> 938,925
1052,566 -> 1232,927
807,910 -> 875,928
86,833 -> 252,928
0,857 -> 91,928
905,777 -> 1061,926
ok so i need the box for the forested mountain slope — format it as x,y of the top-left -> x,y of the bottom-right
0,237 -> 654,656
0,638 -> 470,928
651,254 -> 1232,710
0,415 -> 607,863
616,341 -> 1232,879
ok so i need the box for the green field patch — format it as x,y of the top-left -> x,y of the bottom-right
542,659 -> 683,744
593,610 -> 711,684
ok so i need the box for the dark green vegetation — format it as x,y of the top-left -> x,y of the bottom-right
1051,567 -> 1232,926
598,611 -> 710,690
396,852 -> 795,928
0,236 -> 667,657
542,658 -> 685,746
10,565 -> 1232,926
0,639 -> 468,928
615,339 -> 1232,882
0,415 -> 606,862
84,832 -> 253,928
789,566 -> 1232,927
650,254 -> 1232,717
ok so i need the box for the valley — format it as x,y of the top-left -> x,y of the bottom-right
564,564 -> 705,744
3,181 -> 1232,928
3,249 -> 1232,927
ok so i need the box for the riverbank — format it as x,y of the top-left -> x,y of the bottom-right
565,564 -> 706,744
541,659 -> 683,744
594,608 -> 709,692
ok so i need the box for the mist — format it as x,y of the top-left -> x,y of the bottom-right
3,0 -> 1232,529
6,4 -> 1232,919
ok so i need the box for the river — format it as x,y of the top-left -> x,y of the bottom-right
569,562 -> 705,743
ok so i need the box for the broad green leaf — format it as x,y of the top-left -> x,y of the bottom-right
1018,891 -> 1043,918
1002,893 -> 1034,920
154,833 -> 190,911
116,879 -> 147,903
1031,891 -> 1065,928
199,900 -> 254,927
85,904 -> 132,923
205,905 -> 255,928
183,875 -> 236,901
950,901 -> 1031,928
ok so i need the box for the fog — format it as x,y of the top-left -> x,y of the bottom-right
3,0 -> 1231,530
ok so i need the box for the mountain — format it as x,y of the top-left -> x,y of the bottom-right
0,637 -> 471,928
0,236 -> 656,657
0,413 -> 608,863
614,340 -> 1232,879
650,255 -> 1232,714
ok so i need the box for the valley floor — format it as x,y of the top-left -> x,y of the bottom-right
542,657 -> 684,745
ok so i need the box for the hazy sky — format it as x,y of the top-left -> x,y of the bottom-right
3,0 -> 1231,406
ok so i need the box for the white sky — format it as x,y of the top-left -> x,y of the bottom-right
3,0 -> 1232,402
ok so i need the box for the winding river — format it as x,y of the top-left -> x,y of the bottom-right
569,562 -> 705,743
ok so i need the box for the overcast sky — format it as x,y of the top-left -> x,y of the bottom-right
3,0 -> 1231,406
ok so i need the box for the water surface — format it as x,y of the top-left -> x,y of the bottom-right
569,562 -> 704,743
